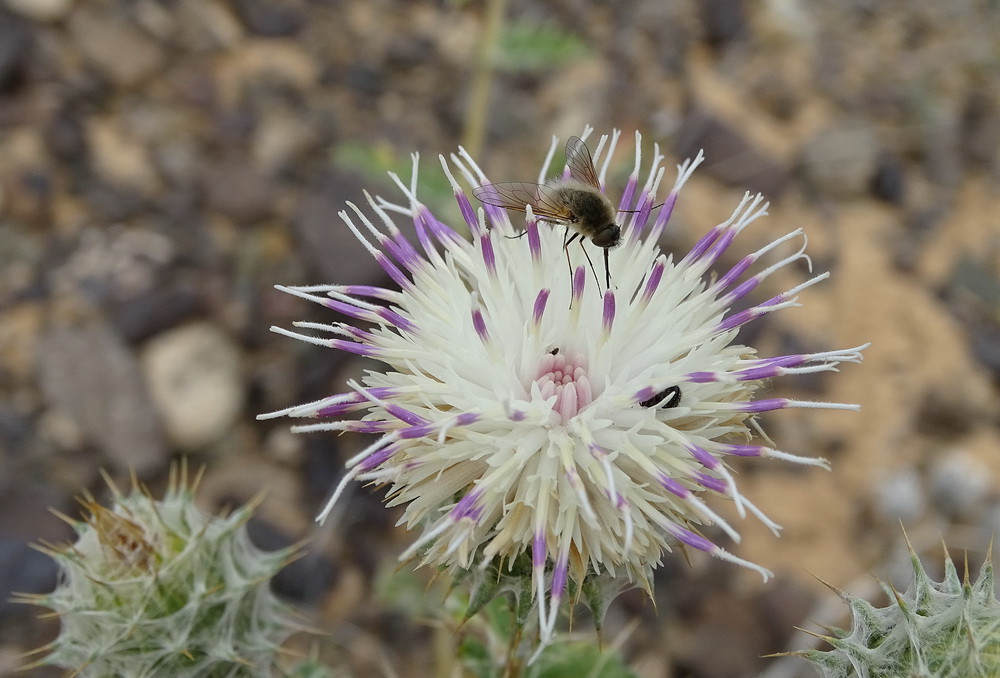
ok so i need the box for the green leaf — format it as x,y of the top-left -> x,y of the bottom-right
496,21 -> 591,73
526,641 -> 639,678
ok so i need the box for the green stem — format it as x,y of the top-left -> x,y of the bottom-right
463,0 -> 508,160
502,624 -> 523,678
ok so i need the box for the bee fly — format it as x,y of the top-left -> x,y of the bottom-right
639,385 -> 681,409
473,136 -> 624,292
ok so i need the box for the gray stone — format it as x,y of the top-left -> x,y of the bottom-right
293,168 -> 387,284
872,468 -> 926,523
800,121 -> 881,198
675,107 -> 793,198
929,449 -> 991,520
3,0 -> 72,22
38,321 -> 167,474
204,159 -> 276,224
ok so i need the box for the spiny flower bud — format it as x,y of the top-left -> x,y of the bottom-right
18,466 -> 302,677
796,541 -> 1000,678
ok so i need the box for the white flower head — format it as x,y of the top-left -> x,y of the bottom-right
261,128 -> 867,640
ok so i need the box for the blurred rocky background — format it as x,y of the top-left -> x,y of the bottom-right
0,1 -> 999,676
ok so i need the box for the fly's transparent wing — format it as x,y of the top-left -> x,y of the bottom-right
564,136 -> 601,189
473,182 -> 573,222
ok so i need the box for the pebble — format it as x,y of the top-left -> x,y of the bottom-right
69,7 -> 166,88
80,179 -> 146,223
0,535 -> 58,621
0,476 -> 71,672
214,40 -> 317,103
262,426 -> 302,464
49,226 -> 175,306
293,168 -> 394,284
0,406 -> 32,458
0,223 -> 43,303
37,321 -> 167,474
982,502 -> 1000,542
140,322 -> 244,451
699,0 -> 748,47
171,0 -> 243,52
870,152 -> 906,205
673,589 -> 771,678
961,91 -> 1000,172
2,0 -> 72,22
86,115 -> 160,194
231,0 -> 305,37
969,320 -> 1000,381
922,104 -> 964,188
0,172 -> 50,230
113,276 -> 205,343
751,578 -> 816,645
872,467 -> 926,523
800,121 -> 881,198
892,206 -> 943,273
0,9 -> 31,94
915,380 -> 982,437
245,514 -> 338,603
44,105 -> 90,165
253,106 -> 318,173
928,449 -> 992,520
674,107 -> 792,198
203,158 -> 276,224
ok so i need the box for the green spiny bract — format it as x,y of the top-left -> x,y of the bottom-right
798,544 -> 1000,678
20,467 -> 301,677
455,548 -> 638,639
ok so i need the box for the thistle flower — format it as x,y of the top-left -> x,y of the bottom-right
19,466 -> 301,677
261,128 -> 866,640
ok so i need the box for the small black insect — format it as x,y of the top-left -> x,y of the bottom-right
639,385 -> 681,409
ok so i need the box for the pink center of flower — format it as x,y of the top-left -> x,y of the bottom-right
535,351 -> 593,424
